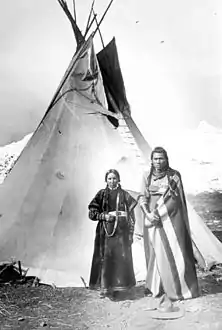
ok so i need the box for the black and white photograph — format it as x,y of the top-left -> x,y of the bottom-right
0,0 -> 222,329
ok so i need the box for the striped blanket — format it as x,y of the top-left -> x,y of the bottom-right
140,168 -> 199,301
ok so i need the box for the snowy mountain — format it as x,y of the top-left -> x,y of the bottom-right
0,133 -> 32,183
163,121 -> 222,195
197,120 -> 222,134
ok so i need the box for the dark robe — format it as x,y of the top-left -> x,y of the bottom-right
88,185 -> 137,293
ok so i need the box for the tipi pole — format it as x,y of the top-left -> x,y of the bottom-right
84,0 -> 95,36
84,14 -> 97,39
73,0 -> 77,22
93,0 -> 114,37
37,0 -> 85,128
57,0 -> 84,46
93,9 -> 105,48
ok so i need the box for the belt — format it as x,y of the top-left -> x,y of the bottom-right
108,211 -> 127,217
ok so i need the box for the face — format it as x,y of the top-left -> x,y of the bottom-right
106,173 -> 119,189
152,152 -> 167,171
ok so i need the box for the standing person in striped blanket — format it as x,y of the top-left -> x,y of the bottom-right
88,169 -> 137,300
139,147 -> 199,311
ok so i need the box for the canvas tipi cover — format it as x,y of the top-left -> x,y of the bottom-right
0,29 -> 149,286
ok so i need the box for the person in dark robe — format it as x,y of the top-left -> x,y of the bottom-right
88,169 -> 137,299
138,147 -> 199,314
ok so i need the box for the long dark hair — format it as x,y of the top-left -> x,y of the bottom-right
151,146 -> 169,169
145,147 -> 170,186
105,169 -> 120,182
103,169 -> 124,214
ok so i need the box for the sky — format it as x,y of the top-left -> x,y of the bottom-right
0,0 -> 222,146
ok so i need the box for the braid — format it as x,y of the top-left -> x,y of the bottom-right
147,165 -> 153,188
102,185 -> 109,212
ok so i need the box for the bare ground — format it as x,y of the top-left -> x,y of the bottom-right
0,192 -> 222,330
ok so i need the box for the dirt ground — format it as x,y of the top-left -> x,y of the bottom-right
0,191 -> 222,330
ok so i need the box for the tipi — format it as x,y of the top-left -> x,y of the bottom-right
0,0 -> 221,287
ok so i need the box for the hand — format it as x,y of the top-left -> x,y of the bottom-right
148,211 -> 160,223
104,214 -> 115,222
129,235 -> 133,245
145,211 -> 161,227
